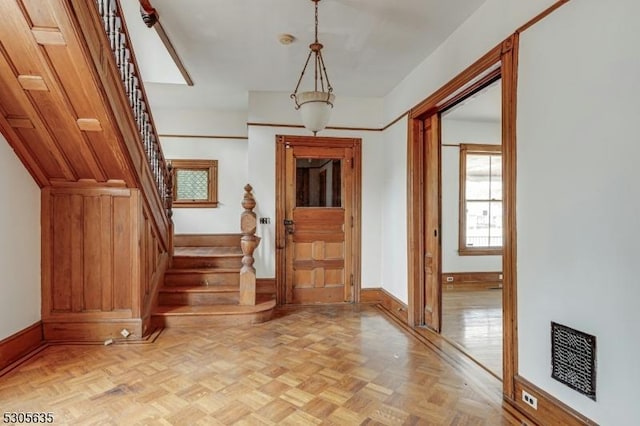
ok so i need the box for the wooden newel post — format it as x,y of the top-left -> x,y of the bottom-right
239,184 -> 260,305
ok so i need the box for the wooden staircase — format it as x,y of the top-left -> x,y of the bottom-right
152,234 -> 276,327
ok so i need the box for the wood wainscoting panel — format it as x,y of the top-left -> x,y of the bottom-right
41,186 -> 169,342
0,322 -> 43,372
512,376 -> 598,426
441,271 -> 503,291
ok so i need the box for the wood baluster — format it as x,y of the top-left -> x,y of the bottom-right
239,184 -> 259,305
108,2 -> 116,51
95,0 -> 170,222
166,162 -> 173,219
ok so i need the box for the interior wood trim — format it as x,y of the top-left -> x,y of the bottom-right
360,287 -> 383,303
439,68 -> 501,114
501,32 -> 519,400
441,271 -> 503,291
31,28 -> 66,46
517,0 -> 571,34
380,111 -> 409,131
6,117 -> 34,129
246,111 -> 409,134
406,115 -> 424,327
511,376 -> 598,425
410,44 -> 503,118
159,134 -> 248,140
367,288 -> 408,324
152,21 -> 194,86
76,118 -> 103,132
248,122 -> 381,132
17,75 -> 49,91
0,322 -> 44,373
382,290 -> 408,324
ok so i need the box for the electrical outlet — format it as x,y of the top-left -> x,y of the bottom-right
259,217 -> 270,224
446,276 -> 454,282
499,273 -> 503,280
522,390 -> 538,410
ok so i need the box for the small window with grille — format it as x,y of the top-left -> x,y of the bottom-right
170,159 -> 218,207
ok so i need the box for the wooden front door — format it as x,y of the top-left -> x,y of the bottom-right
276,136 -> 361,304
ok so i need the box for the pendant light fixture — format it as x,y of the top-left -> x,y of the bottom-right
291,0 -> 335,134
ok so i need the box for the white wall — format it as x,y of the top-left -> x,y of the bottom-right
379,117 -> 408,303
154,109 -> 248,234
441,119 -> 501,272
517,0 -> 640,423
247,91 -> 384,284
384,0 -> 557,123
0,136 -> 41,340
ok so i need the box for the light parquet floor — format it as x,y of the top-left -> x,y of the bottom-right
0,305 -> 518,425
441,290 -> 503,379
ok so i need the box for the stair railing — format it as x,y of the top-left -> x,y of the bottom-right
95,0 -> 171,220
239,184 -> 260,305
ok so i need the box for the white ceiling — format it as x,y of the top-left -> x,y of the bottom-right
123,0 -> 488,111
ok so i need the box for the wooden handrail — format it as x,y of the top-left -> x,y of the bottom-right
239,184 -> 259,305
95,0 -> 171,220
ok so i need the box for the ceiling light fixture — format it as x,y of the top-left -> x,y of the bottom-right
291,0 -> 334,134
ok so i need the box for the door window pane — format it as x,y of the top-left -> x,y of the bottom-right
296,158 -> 342,207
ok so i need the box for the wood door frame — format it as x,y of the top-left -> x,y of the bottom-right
275,135 -> 362,305
407,34 -> 519,399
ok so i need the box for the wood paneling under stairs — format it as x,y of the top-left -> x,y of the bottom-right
153,237 -> 276,328
41,186 -> 168,342
0,305 -> 524,425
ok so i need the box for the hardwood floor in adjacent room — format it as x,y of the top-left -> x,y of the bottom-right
0,305 -> 518,425
442,289 -> 503,379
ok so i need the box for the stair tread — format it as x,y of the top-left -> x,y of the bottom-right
153,298 -> 276,316
159,285 -> 239,293
174,246 -> 242,257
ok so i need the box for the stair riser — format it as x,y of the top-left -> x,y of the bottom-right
173,234 -> 241,248
172,257 -> 242,269
158,292 -> 239,306
165,273 -> 239,286
151,311 -> 273,328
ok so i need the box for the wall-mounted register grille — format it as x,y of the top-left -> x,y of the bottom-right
551,322 -> 596,400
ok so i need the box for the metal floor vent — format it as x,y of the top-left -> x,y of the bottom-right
551,322 -> 596,400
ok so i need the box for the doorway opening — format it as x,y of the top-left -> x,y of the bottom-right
440,79 -> 503,378
275,135 -> 362,305
407,34 -> 519,398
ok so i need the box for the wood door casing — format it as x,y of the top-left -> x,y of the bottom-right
276,136 -> 362,305
424,115 -> 441,332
